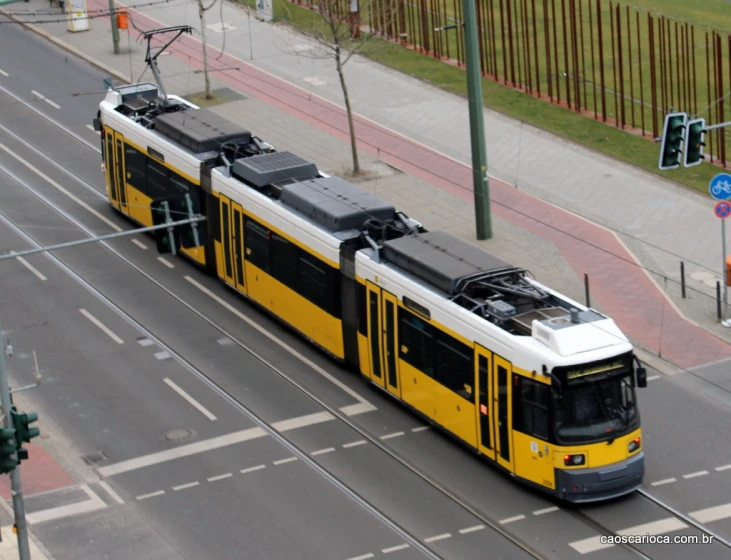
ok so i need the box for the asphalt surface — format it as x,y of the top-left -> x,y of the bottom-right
1,15 -> 731,560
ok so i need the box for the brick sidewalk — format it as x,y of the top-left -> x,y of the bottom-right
4,0 -> 731,370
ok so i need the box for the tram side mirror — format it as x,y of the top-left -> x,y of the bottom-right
92,118 -> 101,132
636,367 -> 647,388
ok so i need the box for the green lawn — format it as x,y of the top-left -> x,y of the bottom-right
238,0 -> 726,195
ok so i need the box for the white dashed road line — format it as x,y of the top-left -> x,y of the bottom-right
311,447 -> 336,456
136,490 -> 165,501
533,506 -> 558,516
682,470 -> 708,479
163,377 -> 217,421
411,426 -> 430,432
381,543 -> 409,554
716,463 -> 731,472
157,256 -> 175,268
207,473 -> 233,482
0,68 -> 8,77
646,375 -> 661,381
240,465 -> 266,474
499,514 -> 526,524
342,440 -> 367,448
30,89 -> 60,109
173,481 -> 200,491
380,431 -> 405,440
459,524 -> 485,534
79,308 -> 124,344
86,124 -> 101,134
651,477 -> 677,487
12,253 -> 47,281
345,554 -> 374,560
132,239 -> 148,250
273,457 -> 298,466
424,533 -> 451,543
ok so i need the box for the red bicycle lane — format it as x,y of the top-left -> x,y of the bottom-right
98,1 -> 731,369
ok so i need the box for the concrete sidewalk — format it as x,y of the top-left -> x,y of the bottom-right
3,0 -> 730,372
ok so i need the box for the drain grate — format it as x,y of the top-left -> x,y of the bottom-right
81,451 -> 108,466
161,428 -> 196,443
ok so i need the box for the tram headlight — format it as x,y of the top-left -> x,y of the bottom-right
564,454 -> 586,466
628,437 -> 641,453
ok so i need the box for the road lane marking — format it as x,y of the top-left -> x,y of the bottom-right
155,350 -> 172,360
411,426 -> 430,432
98,481 -> 125,504
0,141 -> 123,232
31,90 -> 44,100
163,377 -> 217,421
716,463 -> 731,472
342,440 -> 367,448
240,465 -> 266,474
646,375 -> 661,381
459,525 -> 485,534
569,518 -> 688,554
157,256 -> 174,268
173,481 -> 199,491
424,533 -> 451,543
271,411 -> 333,432
650,477 -> 677,486
79,308 -> 124,344
689,502 -> 731,524
44,98 -> 61,109
382,544 -> 409,554
136,490 -> 165,501
346,554 -> 374,560
683,470 -> 709,479
380,431 -> 405,440
533,506 -> 559,516
311,447 -> 335,456
207,473 -> 233,482
27,485 -> 106,524
273,457 -> 298,466
12,253 -> 47,281
0,68 -> 8,77
131,239 -> 148,250
86,124 -> 101,134
499,515 -> 525,524
185,275 -> 376,412
98,426 -> 267,477
340,402 -> 375,416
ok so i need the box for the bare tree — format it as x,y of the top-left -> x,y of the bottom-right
197,0 -> 218,100
287,0 -> 396,176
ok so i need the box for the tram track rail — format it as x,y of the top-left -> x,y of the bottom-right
0,87 -> 552,559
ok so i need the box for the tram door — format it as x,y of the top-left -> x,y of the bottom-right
365,281 -> 400,398
110,131 -> 129,214
229,202 -> 246,293
494,354 -> 514,471
475,344 -> 495,461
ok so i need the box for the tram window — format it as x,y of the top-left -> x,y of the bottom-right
398,308 -> 435,377
357,282 -> 367,335
513,377 -> 550,440
146,158 -> 170,199
271,233 -> 299,288
244,218 -> 271,273
124,145 -> 146,188
436,335 -> 474,401
170,174 -> 193,197
299,253 -> 329,311
210,196 -> 221,242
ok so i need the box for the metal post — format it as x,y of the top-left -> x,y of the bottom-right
723,219 -> 728,317
680,261 -> 686,298
461,0 -> 492,240
584,272 -> 591,307
0,317 -> 30,560
717,281 -> 722,320
108,0 -> 120,55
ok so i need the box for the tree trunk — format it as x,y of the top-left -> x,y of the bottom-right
198,0 -> 213,100
336,49 -> 360,175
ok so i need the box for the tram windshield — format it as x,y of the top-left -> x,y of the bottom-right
553,357 -> 639,444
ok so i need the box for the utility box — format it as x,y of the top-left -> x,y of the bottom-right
67,0 -> 90,33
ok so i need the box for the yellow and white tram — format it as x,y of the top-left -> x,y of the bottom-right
95,82 -> 647,503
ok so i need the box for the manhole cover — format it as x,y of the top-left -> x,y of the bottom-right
80,451 -> 108,465
161,428 -> 196,442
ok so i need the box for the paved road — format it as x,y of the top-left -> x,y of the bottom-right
1,11 -> 731,560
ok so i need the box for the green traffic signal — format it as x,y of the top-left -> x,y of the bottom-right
658,112 -> 687,170
11,408 -> 40,445
0,427 -> 18,474
684,118 -> 706,167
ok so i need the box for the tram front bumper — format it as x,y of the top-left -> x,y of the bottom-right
557,452 -> 644,503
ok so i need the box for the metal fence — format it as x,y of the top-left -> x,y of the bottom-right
290,0 -> 731,166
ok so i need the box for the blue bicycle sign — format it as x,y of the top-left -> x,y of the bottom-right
709,173 -> 731,200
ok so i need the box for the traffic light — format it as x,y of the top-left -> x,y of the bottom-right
11,407 -> 39,447
658,112 -> 687,170
174,194 -> 202,250
0,427 -> 18,474
150,199 -> 177,255
684,118 -> 706,167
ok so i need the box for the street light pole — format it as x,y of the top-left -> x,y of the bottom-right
460,0 -> 492,240
108,0 -> 120,54
0,317 -> 30,560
